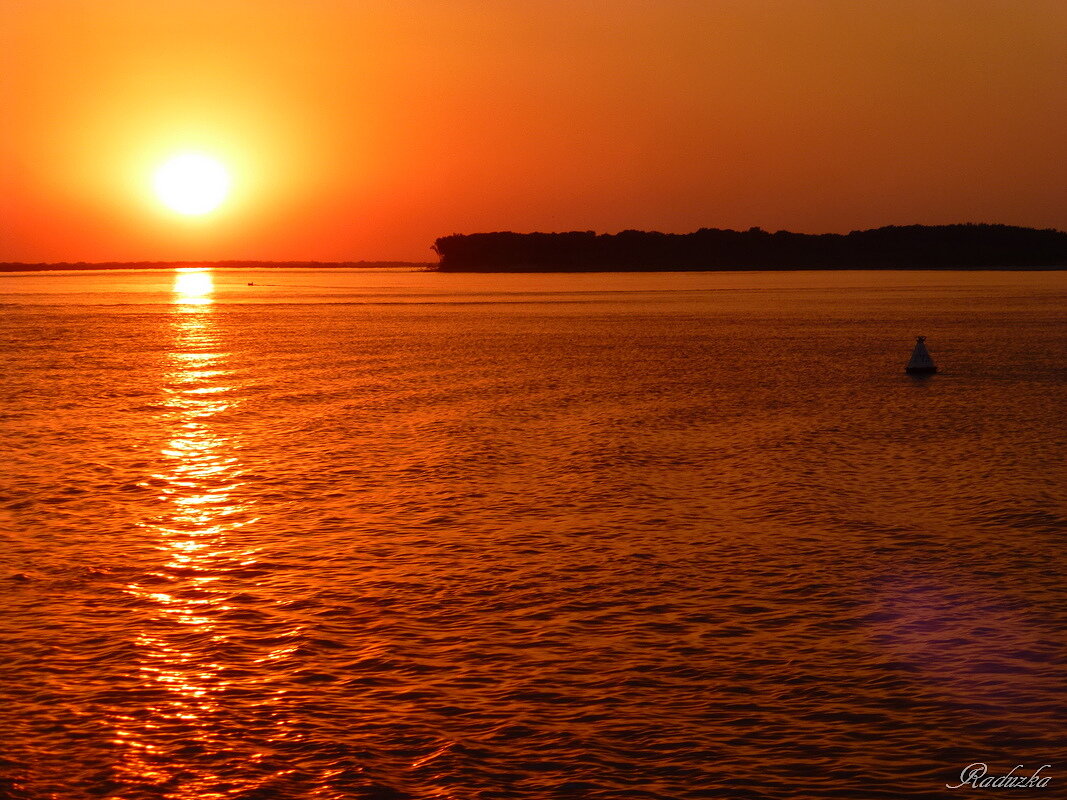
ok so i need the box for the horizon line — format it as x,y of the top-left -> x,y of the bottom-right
5,222 -> 1067,268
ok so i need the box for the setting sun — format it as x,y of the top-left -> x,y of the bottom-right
154,154 -> 231,216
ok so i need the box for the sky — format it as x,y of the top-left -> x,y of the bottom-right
1,0 -> 1065,262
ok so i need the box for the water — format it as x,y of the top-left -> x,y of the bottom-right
1,268 -> 1064,799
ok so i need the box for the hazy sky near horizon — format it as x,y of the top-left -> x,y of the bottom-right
2,0 -> 1065,262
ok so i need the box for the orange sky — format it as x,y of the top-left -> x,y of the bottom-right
2,0 -> 1065,262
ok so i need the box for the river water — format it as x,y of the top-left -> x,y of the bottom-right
1,269 -> 1064,799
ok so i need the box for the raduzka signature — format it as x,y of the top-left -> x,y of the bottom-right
947,763 -> 1052,789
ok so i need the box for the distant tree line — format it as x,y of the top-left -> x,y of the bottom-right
432,224 -> 1067,271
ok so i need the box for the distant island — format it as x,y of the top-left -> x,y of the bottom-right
432,224 -> 1067,271
0,260 -> 434,272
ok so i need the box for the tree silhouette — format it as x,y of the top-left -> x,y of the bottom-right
433,224 -> 1067,271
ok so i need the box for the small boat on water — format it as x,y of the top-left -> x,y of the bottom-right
905,336 -> 937,375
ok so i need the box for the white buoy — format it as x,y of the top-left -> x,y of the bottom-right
905,336 -> 937,375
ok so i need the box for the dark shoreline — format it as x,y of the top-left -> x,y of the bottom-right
433,224 -> 1067,271
5,263 -> 1065,274
429,265 -> 1067,273
5,264 -> 1066,274
6,222 -> 1067,272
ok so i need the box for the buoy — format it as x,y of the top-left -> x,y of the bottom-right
905,336 -> 937,375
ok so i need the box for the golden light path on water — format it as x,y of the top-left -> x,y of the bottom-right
117,269 -> 278,797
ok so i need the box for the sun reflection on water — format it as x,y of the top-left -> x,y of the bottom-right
116,270 -> 272,795
172,268 -> 215,305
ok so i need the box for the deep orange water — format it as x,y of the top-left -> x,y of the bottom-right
1,269 -> 1064,799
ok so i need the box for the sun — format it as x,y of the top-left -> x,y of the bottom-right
153,153 -> 231,215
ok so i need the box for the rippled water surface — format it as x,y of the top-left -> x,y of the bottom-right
1,269 -> 1064,799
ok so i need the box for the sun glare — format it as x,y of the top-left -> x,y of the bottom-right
173,270 -> 214,304
154,154 -> 231,215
